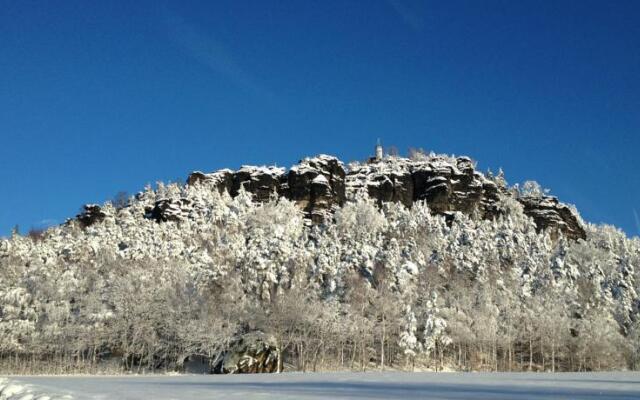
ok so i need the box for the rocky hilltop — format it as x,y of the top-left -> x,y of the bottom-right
3,150 -> 638,375
168,154 -> 584,240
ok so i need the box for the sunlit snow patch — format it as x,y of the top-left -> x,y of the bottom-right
0,378 -> 71,400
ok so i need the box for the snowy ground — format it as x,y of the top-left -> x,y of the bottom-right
3,372 -> 640,400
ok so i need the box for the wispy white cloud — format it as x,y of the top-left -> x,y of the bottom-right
163,10 -> 277,102
386,0 -> 423,32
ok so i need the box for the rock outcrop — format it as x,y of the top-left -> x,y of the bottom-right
179,153 -> 586,240
346,157 -> 414,207
187,155 -> 346,223
345,155 -> 499,218
76,204 -> 108,228
186,169 -> 235,192
345,155 -> 584,239
145,198 -> 192,222
285,155 -> 346,223
518,196 -> 586,240
230,166 -> 286,201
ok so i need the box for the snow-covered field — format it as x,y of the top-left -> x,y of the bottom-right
2,372 -> 640,400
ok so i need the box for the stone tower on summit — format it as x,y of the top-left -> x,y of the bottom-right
372,139 -> 383,162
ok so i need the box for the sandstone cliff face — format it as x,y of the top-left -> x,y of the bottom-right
285,155 -> 346,223
345,156 -> 500,218
187,166 -> 285,201
187,155 -> 345,224
179,154 -> 586,240
518,195 -> 586,240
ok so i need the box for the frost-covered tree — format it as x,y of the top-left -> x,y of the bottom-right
398,306 -> 421,370
519,181 -> 548,197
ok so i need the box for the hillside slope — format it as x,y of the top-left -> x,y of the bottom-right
0,153 -> 638,373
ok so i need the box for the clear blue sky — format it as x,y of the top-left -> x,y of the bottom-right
1,0 -> 639,237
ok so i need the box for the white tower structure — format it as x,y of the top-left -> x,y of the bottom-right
375,139 -> 383,161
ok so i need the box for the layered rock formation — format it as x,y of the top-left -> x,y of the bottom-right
154,153 -> 586,240
344,155 -> 584,239
187,155 -> 346,224
518,195 -> 585,240
345,155 -> 500,217
285,155 -> 346,223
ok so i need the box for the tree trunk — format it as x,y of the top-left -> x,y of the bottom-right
540,337 -> 544,371
277,346 -> 283,373
551,340 -> 555,372
361,337 -> 366,372
380,315 -> 385,371
529,334 -> 533,371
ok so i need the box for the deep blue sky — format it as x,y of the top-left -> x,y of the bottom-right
1,0 -> 639,237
